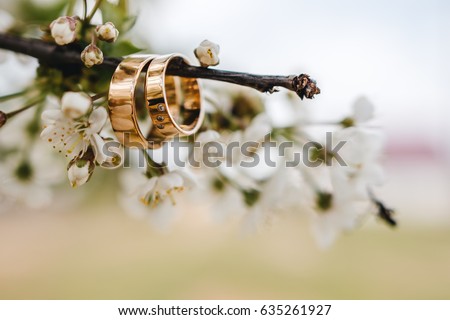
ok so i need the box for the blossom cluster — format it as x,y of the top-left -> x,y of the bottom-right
0,2 -> 394,247
50,16 -> 118,68
123,89 -> 389,247
41,92 -> 119,187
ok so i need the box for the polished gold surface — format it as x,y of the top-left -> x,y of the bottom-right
146,54 -> 203,147
109,54 -> 203,149
108,55 -> 157,148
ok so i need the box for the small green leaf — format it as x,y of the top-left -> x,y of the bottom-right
121,15 -> 138,33
99,1 -> 127,30
108,40 -> 142,57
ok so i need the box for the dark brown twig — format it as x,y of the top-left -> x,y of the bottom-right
0,33 -> 320,99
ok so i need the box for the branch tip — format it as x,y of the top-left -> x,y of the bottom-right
0,111 -> 6,128
293,74 -> 321,100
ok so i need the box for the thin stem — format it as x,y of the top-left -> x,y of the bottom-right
85,0 -> 103,23
6,97 -> 44,119
91,92 -> 107,101
66,0 -> 77,16
0,89 -> 30,103
90,32 -> 98,46
142,149 -> 166,177
83,0 -> 88,20
118,0 -> 128,12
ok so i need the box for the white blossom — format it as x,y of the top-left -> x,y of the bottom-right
311,196 -> 363,248
194,40 -> 220,67
241,112 -> 272,142
41,106 -> 110,164
196,130 -> 221,143
192,122 -> 267,189
50,16 -> 77,46
0,110 -> 63,212
309,127 -> 384,247
96,22 -> 119,43
329,127 -> 384,200
0,145 -> 63,212
186,167 -> 248,224
215,113 -> 271,168
61,91 -> 92,119
67,159 -> 93,187
141,172 -> 186,207
121,167 -> 196,207
341,96 -> 375,127
190,114 -> 274,225
81,44 -> 103,68
242,166 -> 307,233
0,50 -> 8,64
119,168 -> 196,229
191,130 -> 224,168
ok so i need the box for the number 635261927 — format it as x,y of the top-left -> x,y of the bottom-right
259,304 -> 331,316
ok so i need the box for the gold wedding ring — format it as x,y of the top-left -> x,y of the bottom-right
108,55 -> 156,148
108,54 -> 203,149
145,54 -> 203,147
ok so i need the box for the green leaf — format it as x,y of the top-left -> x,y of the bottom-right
99,1 -> 127,30
121,15 -> 138,33
108,40 -> 142,57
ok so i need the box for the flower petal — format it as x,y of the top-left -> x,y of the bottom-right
88,108 -> 107,133
41,109 -> 63,124
90,133 -> 107,164
158,172 -> 183,190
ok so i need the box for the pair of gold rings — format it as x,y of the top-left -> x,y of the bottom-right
108,54 -> 203,149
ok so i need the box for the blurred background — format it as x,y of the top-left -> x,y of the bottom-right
0,0 -> 449,299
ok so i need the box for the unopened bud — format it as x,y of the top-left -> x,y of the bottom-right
61,92 -> 92,119
96,22 -> 119,43
67,157 -> 95,188
81,44 -> 103,68
194,40 -> 220,67
50,16 -> 77,46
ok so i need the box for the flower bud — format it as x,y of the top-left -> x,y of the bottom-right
194,40 -> 220,67
81,44 -> 104,68
0,110 -> 7,128
67,158 -> 94,188
61,92 -> 92,119
50,16 -> 77,46
96,22 -> 119,43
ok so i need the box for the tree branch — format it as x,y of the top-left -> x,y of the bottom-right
0,33 -> 320,99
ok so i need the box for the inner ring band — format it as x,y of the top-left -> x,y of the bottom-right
146,54 -> 203,146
